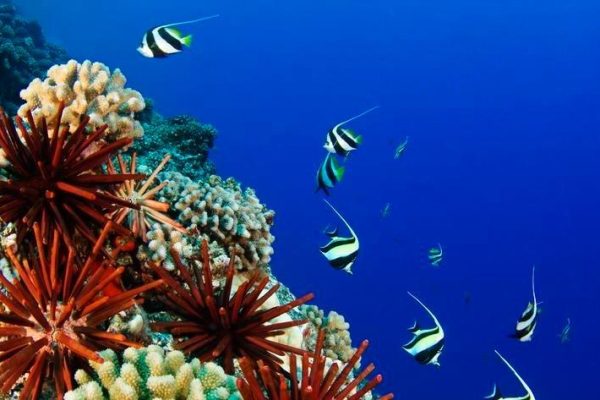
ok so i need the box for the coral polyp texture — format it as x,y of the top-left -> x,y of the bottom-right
0,0 -> 67,115
138,108 -> 217,181
301,305 -> 355,363
0,104 -> 142,248
18,59 -> 145,142
109,153 -> 185,242
237,331 -> 393,400
159,172 -> 275,271
149,240 -> 314,374
0,223 -> 163,399
65,346 -> 240,400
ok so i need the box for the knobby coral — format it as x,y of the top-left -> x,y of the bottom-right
0,222 -> 163,399
159,173 -> 275,271
19,59 -> 145,143
0,104 -> 142,248
65,346 -> 240,400
149,240 -> 314,374
237,331 -> 393,400
301,305 -> 355,363
109,153 -> 185,242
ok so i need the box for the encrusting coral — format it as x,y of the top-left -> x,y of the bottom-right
0,104 -> 142,249
108,153 -> 185,242
137,105 -> 216,181
237,331 -> 393,400
158,173 -> 275,272
0,222 -> 163,399
301,305 -> 355,363
149,240 -> 314,374
18,59 -> 145,143
65,346 -> 240,400
0,0 -> 67,115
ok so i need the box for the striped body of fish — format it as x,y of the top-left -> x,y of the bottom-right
428,244 -> 443,267
319,200 -> 359,274
316,153 -> 345,195
403,292 -> 445,366
485,350 -> 535,400
512,267 -> 539,342
323,106 -> 379,156
324,124 -> 362,156
137,15 -> 219,58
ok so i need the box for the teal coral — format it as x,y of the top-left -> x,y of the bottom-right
0,0 -> 67,114
65,346 -> 241,400
138,105 -> 216,181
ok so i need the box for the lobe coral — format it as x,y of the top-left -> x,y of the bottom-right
0,103 -> 142,249
0,222 -> 163,399
149,240 -> 314,374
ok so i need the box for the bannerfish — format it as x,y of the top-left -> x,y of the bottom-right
428,243 -> 443,267
319,200 -> 359,274
511,266 -> 539,342
485,350 -> 536,400
403,291 -> 445,366
323,106 -> 379,156
316,153 -> 345,195
137,15 -> 220,58
394,136 -> 409,159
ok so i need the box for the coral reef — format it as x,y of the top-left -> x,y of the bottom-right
0,223 -> 163,398
0,0 -> 67,115
18,59 -> 145,142
136,223 -> 195,271
158,173 -> 275,272
149,240 -> 314,374
237,331 -> 393,400
301,305 -> 356,363
65,346 -> 240,400
137,103 -> 216,181
109,153 -> 185,242
0,105 -> 141,248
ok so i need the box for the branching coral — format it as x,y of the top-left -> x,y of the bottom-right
18,59 -> 145,142
0,0 -> 67,115
0,104 -> 142,248
301,305 -> 355,363
65,346 -> 240,400
109,153 -> 185,242
138,108 -> 217,181
149,240 -> 314,374
137,223 -> 195,271
0,222 -> 163,399
159,173 -> 275,271
237,331 -> 393,400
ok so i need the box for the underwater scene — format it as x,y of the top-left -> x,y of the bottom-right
0,0 -> 599,398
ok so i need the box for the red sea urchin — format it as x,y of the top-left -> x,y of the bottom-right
0,222 -> 163,399
149,240 -> 315,374
0,103 -> 143,249
237,330 -> 394,400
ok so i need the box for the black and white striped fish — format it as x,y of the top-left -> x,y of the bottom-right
403,291 -> 445,366
485,350 -> 536,400
315,153 -> 345,195
137,15 -> 219,58
323,106 -> 379,156
319,200 -> 359,274
511,266 -> 539,342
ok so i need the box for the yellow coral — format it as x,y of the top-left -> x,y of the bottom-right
18,59 -> 145,143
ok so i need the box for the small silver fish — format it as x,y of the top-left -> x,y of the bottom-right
558,318 -> 571,344
381,202 -> 391,218
394,136 -> 409,159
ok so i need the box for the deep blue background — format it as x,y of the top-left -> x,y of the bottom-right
17,0 -> 600,397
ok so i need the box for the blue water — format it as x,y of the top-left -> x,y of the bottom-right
19,0 -> 600,397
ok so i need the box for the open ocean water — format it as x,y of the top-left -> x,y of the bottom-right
11,0 -> 600,398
